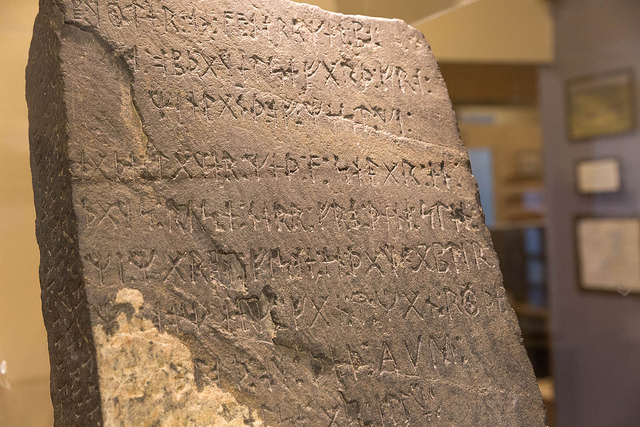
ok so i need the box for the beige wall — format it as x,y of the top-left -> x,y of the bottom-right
295,0 -> 467,23
335,0 -> 461,23
413,0 -> 554,63
296,0 -> 554,64
0,1 -> 53,426
292,0 -> 337,12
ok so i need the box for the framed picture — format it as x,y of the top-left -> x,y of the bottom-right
514,149 -> 543,180
575,216 -> 640,295
567,70 -> 635,140
575,157 -> 622,194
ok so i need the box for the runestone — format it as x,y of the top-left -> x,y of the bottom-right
27,0 -> 546,425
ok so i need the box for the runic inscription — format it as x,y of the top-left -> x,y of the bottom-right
27,0 -> 546,425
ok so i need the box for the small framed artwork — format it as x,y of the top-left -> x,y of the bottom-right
567,70 -> 635,140
575,216 -> 640,295
514,149 -> 543,180
575,157 -> 621,194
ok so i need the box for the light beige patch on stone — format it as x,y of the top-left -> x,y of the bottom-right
93,288 -> 265,427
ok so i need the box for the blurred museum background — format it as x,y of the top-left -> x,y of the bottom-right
2,0 -> 640,426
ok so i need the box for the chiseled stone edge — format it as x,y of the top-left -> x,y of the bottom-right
27,1 -> 104,424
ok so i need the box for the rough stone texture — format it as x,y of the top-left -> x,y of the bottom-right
27,0 -> 546,425
95,288 -> 263,426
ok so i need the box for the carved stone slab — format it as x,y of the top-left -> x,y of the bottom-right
27,0 -> 546,425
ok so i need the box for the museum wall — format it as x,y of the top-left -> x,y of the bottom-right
0,1 -> 53,426
539,1 -> 640,426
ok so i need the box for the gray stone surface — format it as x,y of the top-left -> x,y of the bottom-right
27,0 -> 546,425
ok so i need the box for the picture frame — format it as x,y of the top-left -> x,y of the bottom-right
575,216 -> 640,295
514,149 -> 543,180
567,69 -> 635,140
575,157 -> 622,195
